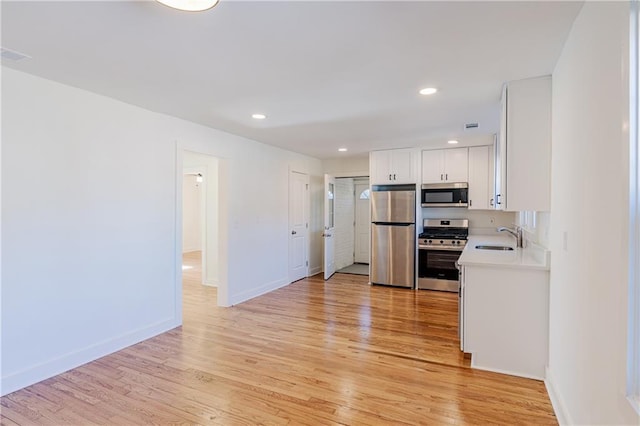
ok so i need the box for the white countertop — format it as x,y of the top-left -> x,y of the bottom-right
457,235 -> 550,271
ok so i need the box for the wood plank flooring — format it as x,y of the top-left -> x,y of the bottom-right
1,251 -> 557,425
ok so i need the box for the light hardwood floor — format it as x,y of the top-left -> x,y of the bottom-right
0,251 -> 556,425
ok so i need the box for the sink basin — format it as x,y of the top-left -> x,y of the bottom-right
475,245 -> 514,251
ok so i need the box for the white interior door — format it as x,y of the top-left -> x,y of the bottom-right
289,171 -> 309,283
354,181 -> 370,264
324,174 -> 336,280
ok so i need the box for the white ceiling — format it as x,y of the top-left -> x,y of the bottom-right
1,1 -> 582,160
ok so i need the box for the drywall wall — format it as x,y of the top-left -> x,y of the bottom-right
182,174 -> 202,253
1,67 -> 323,396
323,156 -> 369,177
549,2 -> 638,424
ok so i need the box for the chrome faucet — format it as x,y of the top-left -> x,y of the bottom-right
497,226 -> 523,248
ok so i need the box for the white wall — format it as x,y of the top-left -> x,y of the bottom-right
548,2 -> 638,424
182,174 -> 202,253
1,67 -> 323,396
323,156 -> 369,177
335,178 -> 355,270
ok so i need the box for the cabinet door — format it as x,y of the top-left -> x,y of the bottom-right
495,85 -> 508,210
468,145 -> 493,210
369,151 -> 393,184
443,148 -> 468,182
421,150 -> 444,183
505,76 -> 551,211
390,149 -> 417,184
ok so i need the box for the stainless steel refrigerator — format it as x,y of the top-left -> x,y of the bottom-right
370,184 -> 416,288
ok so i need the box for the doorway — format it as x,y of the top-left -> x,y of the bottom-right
179,150 -> 224,320
334,177 -> 370,276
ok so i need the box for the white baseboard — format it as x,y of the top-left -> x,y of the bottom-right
1,317 -> 179,397
309,266 -> 322,276
203,279 -> 218,287
228,278 -> 289,306
545,366 -> 571,425
470,359 -> 545,381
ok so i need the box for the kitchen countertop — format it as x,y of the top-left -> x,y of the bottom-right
457,235 -> 550,271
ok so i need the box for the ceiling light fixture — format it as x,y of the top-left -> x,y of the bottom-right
447,140 -> 459,144
252,113 -> 267,120
156,0 -> 219,12
338,148 -> 348,152
419,87 -> 438,95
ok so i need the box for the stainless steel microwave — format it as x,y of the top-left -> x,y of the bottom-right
421,183 -> 468,207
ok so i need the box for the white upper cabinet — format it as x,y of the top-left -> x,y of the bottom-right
370,148 -> 418,184
468,144 -> 495,210
496,75 -> 551,211
421,148 -> 468,184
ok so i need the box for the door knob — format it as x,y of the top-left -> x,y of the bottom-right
291,230 -> 297,235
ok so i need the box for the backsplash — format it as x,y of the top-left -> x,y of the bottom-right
420,208 -> 516,234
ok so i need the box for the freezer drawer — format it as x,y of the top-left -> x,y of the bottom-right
371,223 -> 415,288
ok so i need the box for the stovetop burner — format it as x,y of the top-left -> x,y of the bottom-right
419,229 -> 469,240
418,219 -> 469,250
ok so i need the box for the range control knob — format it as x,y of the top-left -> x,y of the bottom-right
428,239 -> 432,244
440,240 -> 444,244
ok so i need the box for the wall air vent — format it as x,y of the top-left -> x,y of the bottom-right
1,47 -> 31,61
464,122 -> 479,130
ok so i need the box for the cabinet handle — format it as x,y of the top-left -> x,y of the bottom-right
496,194 -> 502,205
389,174 -> 392,181
469,199 -> 472,207
490,198 -> 494,207
393,174 -> 396,180
445,173 -> 448,180
440,174 -> 444,181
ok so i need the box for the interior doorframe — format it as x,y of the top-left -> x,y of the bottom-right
175,141 -> 230,321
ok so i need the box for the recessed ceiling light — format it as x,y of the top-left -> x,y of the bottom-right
448,140 -> 459,144
419,87 -> 438,95
252,113 -> 267,120
338,148 -> 348,152
156,0 -> 219,12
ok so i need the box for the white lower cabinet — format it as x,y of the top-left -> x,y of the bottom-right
462,264 -> 549,379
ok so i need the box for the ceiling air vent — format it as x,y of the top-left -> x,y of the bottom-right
1,47 -> 31,61
464,122 -> 479,130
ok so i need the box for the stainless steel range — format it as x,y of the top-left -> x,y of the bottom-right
417,219 -> 468,292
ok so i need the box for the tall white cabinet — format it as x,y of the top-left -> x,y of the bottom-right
496,75 -> 552,211
421,148 -> 468,184
468,145 -> 495,210
370,148 -> 418,184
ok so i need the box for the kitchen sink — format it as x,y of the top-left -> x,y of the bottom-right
475,245 -> 514,251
